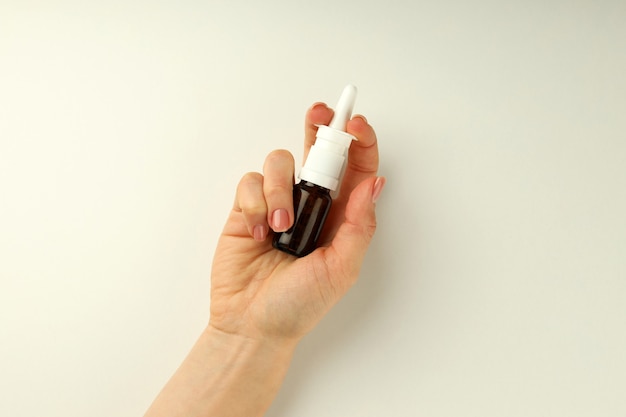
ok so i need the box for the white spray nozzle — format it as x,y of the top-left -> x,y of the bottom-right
328,84 -> 357,131
299,84 -> 358,191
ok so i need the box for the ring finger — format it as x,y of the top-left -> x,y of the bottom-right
263,150 -> 295,232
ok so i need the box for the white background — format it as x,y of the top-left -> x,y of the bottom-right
1,1 -> 625,416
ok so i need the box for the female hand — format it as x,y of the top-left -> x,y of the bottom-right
144,102 -> 384,417
209,102 -> 385,343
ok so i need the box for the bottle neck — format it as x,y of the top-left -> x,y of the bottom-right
298,180 -> 331,194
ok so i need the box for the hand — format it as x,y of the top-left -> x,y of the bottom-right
209,102 -> 385,343
144,103 -> 384,417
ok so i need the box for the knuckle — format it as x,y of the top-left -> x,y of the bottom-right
241,203 -> 266,218
236,172 -> 266,218
239,197 -> 266,217
264,183 -> 292,200
365,224 -> 377,240
364,218 -> 377,240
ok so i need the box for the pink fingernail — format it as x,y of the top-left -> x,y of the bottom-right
253,225 -> 267,241
352,114 -> 368,124
310,102 -> 329,111
272,209 -> 289,232
372,177 -> 386,203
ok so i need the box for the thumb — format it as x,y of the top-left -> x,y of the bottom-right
326,176 -> 386,278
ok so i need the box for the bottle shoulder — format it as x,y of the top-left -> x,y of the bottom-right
297,180 -> 331,195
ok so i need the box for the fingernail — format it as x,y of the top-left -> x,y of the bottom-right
372,177 -> 386,203
352,114 -> 368,124
310,102 -> 329,111
253,224 -> 267,241
272,209 -> 289,231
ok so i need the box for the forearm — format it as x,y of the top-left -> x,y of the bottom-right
144,325 -> 297,417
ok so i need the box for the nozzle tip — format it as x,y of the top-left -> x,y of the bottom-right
328,84 -> 358,131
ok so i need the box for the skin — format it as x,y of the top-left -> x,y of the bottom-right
144,102 -> 385,417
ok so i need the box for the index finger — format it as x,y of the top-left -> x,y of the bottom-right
303,102 -> 334,162
346,115 -> 378,171
339,115 -> 379,194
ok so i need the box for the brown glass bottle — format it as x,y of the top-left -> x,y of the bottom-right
272,180 -> 332,257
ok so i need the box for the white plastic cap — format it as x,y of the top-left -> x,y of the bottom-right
300,85 -> 358,191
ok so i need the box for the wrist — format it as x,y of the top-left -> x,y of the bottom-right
145,324 -> 298,417
198,324 -> 297,417
203,323 -> 299,361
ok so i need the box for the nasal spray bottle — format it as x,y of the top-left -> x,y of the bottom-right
273,84 -> 358,257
